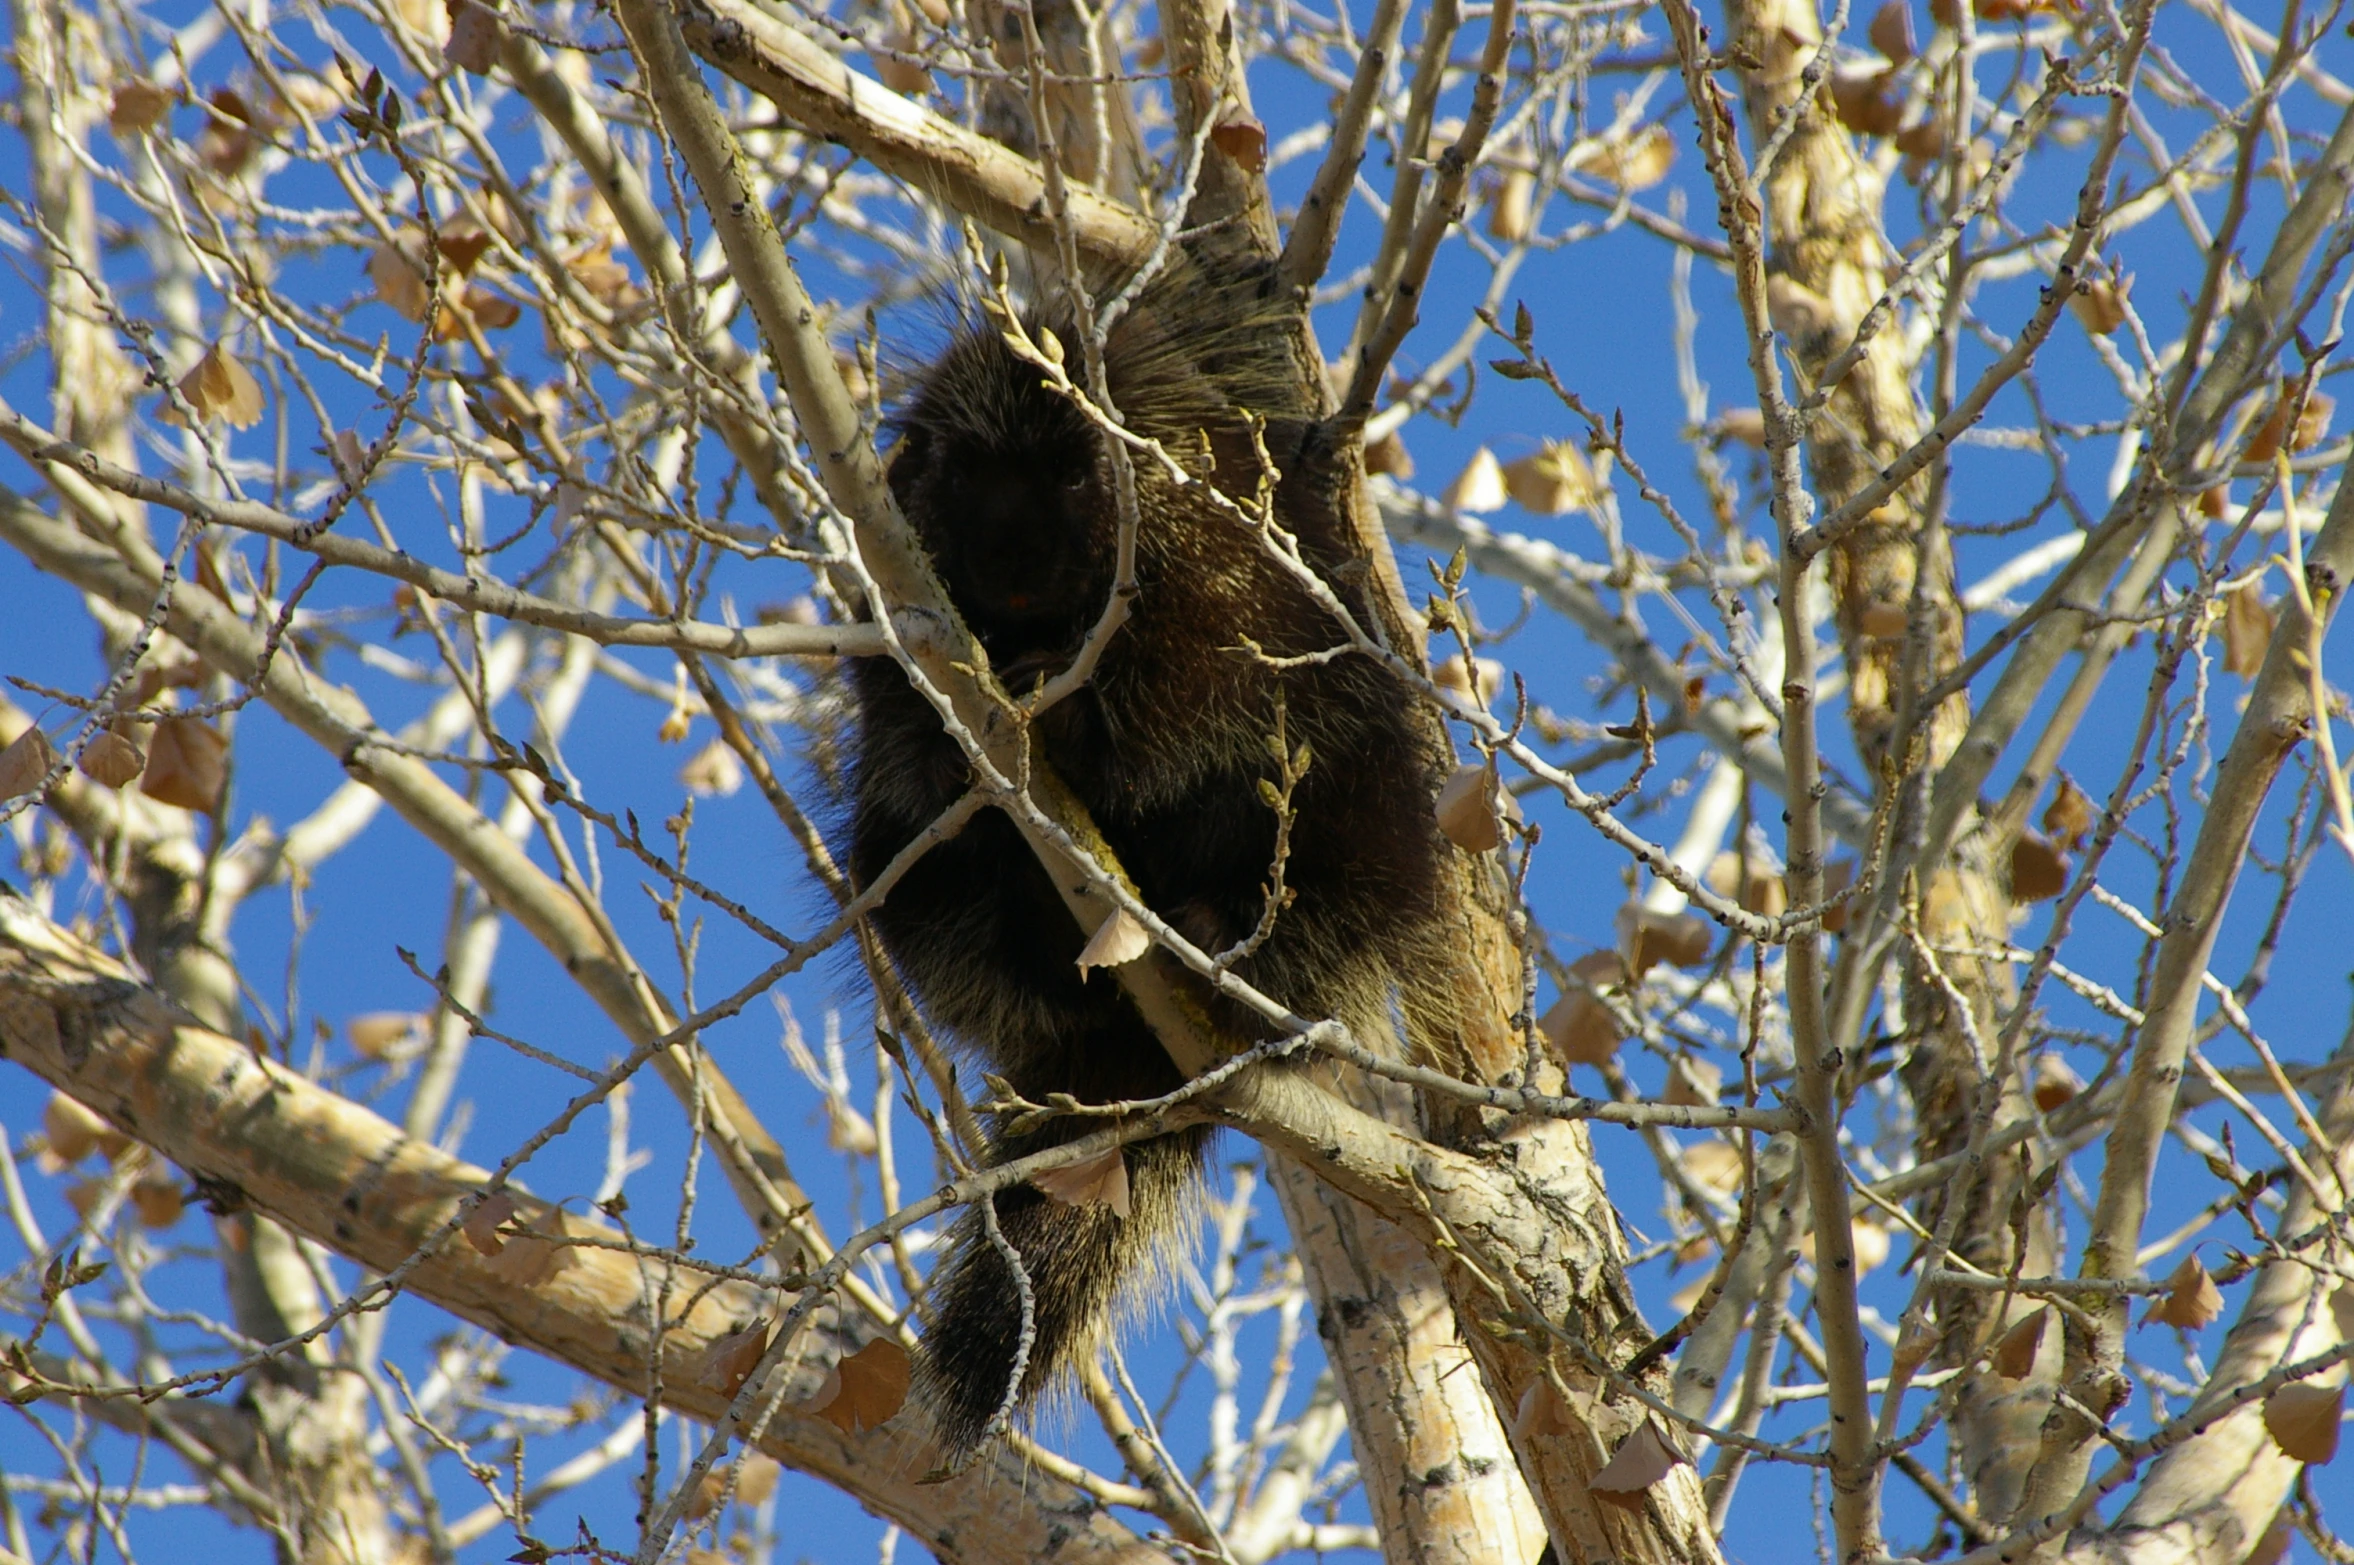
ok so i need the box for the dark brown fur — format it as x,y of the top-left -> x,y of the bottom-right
847,252 -> 1462,1458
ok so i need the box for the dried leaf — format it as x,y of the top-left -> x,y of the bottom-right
486,1204 -> 576,1286
735,1452 -> 780,1505
1571,125 -> 1674,191
1992,1306 -> 2048,1379
347,1011 -> 423,1061
1436,762 -> 1509,852
1663,1055 -> 1721,1107
1502,441 -> 1599,515
1364,429 -> 1414,478
813,1338 -> 912,1433
1620,905 -> 1713,974
2244,1514 -> 2292,1565
1487,168 -> 1536,241
1818,859 -> 1858,934
1433,656 -> 1504,711
2032,1054 -> 2084,1113
2009,832 -> 2069,904
2332,1284 -> 2354,1342
1075,906 -> 1151,974
2260,1382 -> 2341,1464
1512,1378 -> 1571,1438
0,725 -> 59,800
1893,118 -> 1946,162
1589,1417 -> 1685,1501
1210,113 -> 1268,174
369,235 -> 436,323
2147,1253 -> 2224,1330
2042,773 -> 2096,849
1681,1138 -> 1744,1194
1540,951 -> 1628,1066
2246,389 -> 2334,463
109,79 -> 174,136
696,1319 -> 773,1400
140,719 -> 227,812
1031,1147 -> 1131,1218
42,1094 -> 121,1168
678,739 -> 744,798
873,28 -> 933,95
1828,70 -> 1903,137
1798,1219 -> 1889,1275
2071,274 -> 2132,336
196,89 -> 260,177
1868,0 -> 1916,60
1714,408 -> 1767,449
1443,446 -> 1509,513
436,228 -> 495,275
2220,583 -> 2274,678
73,730 -> 145,789
463,1190 -> 518,1255
1707,851 -> 1789,918
131,1169 -> 185,1229
443,0 -> 502,73
175,343 -> 265,429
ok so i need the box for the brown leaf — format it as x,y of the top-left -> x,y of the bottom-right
175,343 -> 265,429
1992,1306 -> 2048,1379
435,227 -> 495,275
2244,1514 -> 2292,1565
1571,125 -> 1674,191
1443,447 -> 1508,514
0,725 -> 59,800
75,730 -> 146,789
1819,858 -> 1857,933
2331,1283 -> 2354,1342
1540,951 -> 1628,1066
196,89 -> 260,177
1868,0 -> 1916,60
1433,656 -> 1503,710
2041,773 -> 2095,849
1511,1378 -> 1571,1438
42,1094 -> 122,1168
1363,430 -> 1414,479
1798,1219 -> 1889,1275
1663,1055 -> 1721,1107
2071,274 -> 2132,336
140,718 -> 226,812
369,235 -> 436,323
1621,905 -> 1713,974
812,1338 -> 911,1434
1210,114 -> 1268,174
109,79 -> 174,136
463,1190 -> 518,1255
485,1204 -> 577,1287
1487,168 -> 1536,241
1501,441 -> 1599,515
1681,1138 -> 1744,1194
2008,832 -> 2069,904
1436,762 -> 1510,852
2031,1054 -> 2084,1113
1589,1417 -> 1686,1501
1714,408 -> 1767,448
1075,906 -> 1150,974
678,738 -> 745,798
874,28 -> 933,95
2146,1253 -> 2224,1330
1828,70 -> 1903,137
2220,583 -> 2274,678
1893,118 -> 1946,162
2246,389 -> 2334,463
443,0 -> 502,73
347,1011 -> 423,1060
131,1168 -> 185,1229
696,1319 -> 773,1400
1031,1147 -> 1131,1219
1707,851 -> 1788,918
2260,1381 -> 2342,1464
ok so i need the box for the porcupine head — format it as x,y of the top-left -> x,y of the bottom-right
845,240 -> 1474,1463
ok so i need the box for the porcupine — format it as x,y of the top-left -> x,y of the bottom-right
845,244 -> 1470,1459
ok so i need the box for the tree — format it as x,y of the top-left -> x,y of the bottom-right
0,0 -> 2349,1556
